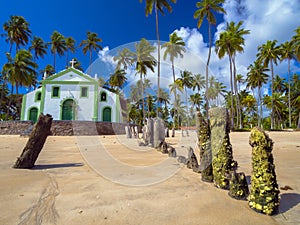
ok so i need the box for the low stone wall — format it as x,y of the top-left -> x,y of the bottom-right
0,121 -> 33,135
0,120 -> 133,136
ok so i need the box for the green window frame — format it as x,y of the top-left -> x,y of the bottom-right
35,91 -> 42,102
80,86 -> 88,98
100,91 -> 107,102
51,86 -> 60,98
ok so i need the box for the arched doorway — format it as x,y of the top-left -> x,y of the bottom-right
28,107 -> 38,123
62,99 -> 76,120
102,107 -> 111,122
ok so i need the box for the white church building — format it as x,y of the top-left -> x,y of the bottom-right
21,66 -> 123,123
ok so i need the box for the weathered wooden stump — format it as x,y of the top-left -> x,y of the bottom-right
13,114 -> 53,169
248,127 -> 279,215
209,107 -> 235,189
186,147 -> 200,173
196,111 -> 213,182
228,171 -> 249,200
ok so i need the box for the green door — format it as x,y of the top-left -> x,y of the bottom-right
62,99 -> 75,120
29,108 -> 38,123
103,107 -> 111,122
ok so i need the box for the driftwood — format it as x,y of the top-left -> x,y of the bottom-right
13,114 -> 53,169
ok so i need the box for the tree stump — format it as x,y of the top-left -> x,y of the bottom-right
248,127 -> 279,215
197,111 -> 213,182
13,114 -> 53,169
186,147 -> 200,173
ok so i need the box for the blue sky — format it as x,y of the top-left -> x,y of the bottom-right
1,0 -> 300,98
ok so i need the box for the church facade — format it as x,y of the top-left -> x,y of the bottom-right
21,67 -> 123,123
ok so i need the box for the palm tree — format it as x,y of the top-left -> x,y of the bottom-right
50,31 -> 67,72
162,31 -> 185,105
3,15 -> 31,53
246,61 -> 269,127
40,64 -> 55,79
291,26 -> 300,61
80,31 -> 103,74
257,40 -> 281,129
236,74 -> 244,92
192,73 -> 205,95
190,93 -> 203,111
29,36 -> 48,62
2,49 -> 37,119
194,0 -> 226,119
215,21 -> 250,129
139,0 -> 176,117
263,93 -> 286,129
133,38 -> 157,123
177,70 -> 193,129
113,48 -> 134,70
65,37 -> 76,67
280,41 -> 294,127
109,69 -> 127,91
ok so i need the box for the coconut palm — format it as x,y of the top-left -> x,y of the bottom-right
40,64 -> 55,79
194,0 -> 226,118
132,38 -> 157,123
192,73 -> 205,95
50,31 -> 67,72
139,0 -> 176,117
29,36 -> 48,62
257,40 -> 281,129
3,15 -> 31,53
2,49 -> 37,119
190,93 -> 203,111
109,69 -> 127,91
215,21 -> 250,129
65,37 -> 76,67
236,74 -> 244,92
280,41 -> 294,127
263,93 -> 286,129
113,48 -> 134,71
246,61 -> 269,127
80,31 -> 103,73
291,26 -> 300,61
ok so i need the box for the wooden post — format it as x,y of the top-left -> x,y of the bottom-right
13,114 -> 53,169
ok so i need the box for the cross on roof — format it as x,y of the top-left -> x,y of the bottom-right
69,58 -> 76,68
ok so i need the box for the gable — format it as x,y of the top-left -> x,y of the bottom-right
41,68 -> 97,84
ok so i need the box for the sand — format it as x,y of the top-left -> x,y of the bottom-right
0,131 -> 299,225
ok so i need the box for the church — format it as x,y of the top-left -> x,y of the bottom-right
20,64 -> 123,123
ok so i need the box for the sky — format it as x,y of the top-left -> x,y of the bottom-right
1,0 -> 300,99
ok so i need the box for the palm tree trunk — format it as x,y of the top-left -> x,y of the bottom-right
288,58 -> 291,127
172,61 -> 178,130
155,5 -> 161,118
53,52 -> 56,72
185,87 -> 189,131
66,50 -> 69,68
270,59 -> 274,130
205,23 -> 212,121
297,111 -> 300,129
258,86 -> 262,128
232,56 -> 242,129
140,73 -> 145,124
89,50 -> 93,75
5,85 -> 14,120
228,54 -> 235,130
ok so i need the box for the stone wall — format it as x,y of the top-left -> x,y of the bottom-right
0,120 -> 132,136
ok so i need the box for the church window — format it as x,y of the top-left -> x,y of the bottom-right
100,92 -> 107,102
35,91 -> 41,101
80,87 -> 88,98
52,86 -> 60,98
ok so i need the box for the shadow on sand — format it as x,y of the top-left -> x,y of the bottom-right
279,193 -> 300,213
33,163 -> 84,170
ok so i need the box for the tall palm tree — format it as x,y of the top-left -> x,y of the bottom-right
280,41 -> 294,127
194,0 -> 226,119
80,31 -> 103,74
139,0 -> 176,117
291,26 -> 300,61
257,40 -> 281,129
40,64 -> 55,79
133,38 -> 157,123
113,48 -> 134,71
177,70 -> 193,129
246,61 -> 269,127
29,36 -> 48,62
50,31 -> 67,72
192,73 -> 205,95
2,49 -> 37,119
236,74 -> 244,92
215,21 -> 250,129
190,93 -> 203,111
3,15 -> 31,53
65,37 -> 76,67
109,69 -> 127,91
